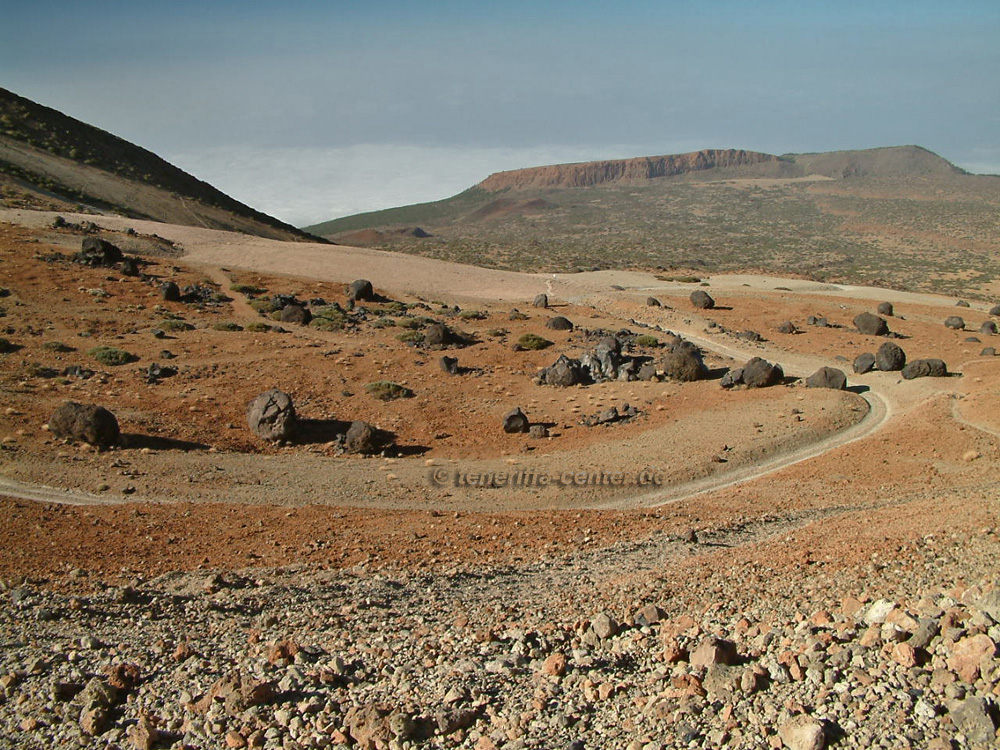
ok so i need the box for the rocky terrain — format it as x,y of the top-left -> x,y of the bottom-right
1,207 -> 999,750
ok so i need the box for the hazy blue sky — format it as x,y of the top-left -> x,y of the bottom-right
3,0 -> 999,225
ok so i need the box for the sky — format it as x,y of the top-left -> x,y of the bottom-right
2,0 -> 999,226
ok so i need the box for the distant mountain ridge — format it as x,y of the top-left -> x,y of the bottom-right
0,87 -> 321,242
474,145 -> 964,192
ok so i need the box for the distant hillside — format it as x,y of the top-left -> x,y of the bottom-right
305,145 -> 1000,295
0,87 -> 322,242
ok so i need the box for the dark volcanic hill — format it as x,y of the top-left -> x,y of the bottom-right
305,146 -> 1000,295
0,87 -> 321,242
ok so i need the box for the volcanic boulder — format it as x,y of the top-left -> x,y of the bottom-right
540,355 -> 584,387
853,353 -> 876,374
875,341 -> 906,371
440,356 -> 459,375
346,279 -> 375,302
75,237 -> 123,267
990,304 -> 1000,316
280,304 -> 312,325
423,323 -> 453,349
776,321 -> 797,334
646,296 -> 662,307
344,421 -> 391,455
690,290 -> 715,310
854,312 -> 889,336
979,321 -> 997,335
532,293 -> 549,308
901,359 -> 948,380
160,281 -> 181,302
877,301 -> 894,316
545,316 -> 574,331
502,408 -> 530,434
48,402 -> 120,448
660,346 -> 708,382
944,316 -> 965,330
247,389 -> 296,441
742,357 -> 784,388
806,367 -> 847,390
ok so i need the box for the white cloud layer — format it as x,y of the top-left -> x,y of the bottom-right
165,142 -> 703,227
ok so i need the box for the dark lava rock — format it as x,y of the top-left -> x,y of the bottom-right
776,321 -> 797,334
346,279 -> 375,302
877,301 -> 894,316
344,420 -> 391,455
48,402 -> 120,448
280,304 -> 312,325
944,316 -> 965,330
533,293 -> 549,308
981,347 -> 996,357
546,316 -> 574,331
502,407 -> 530,434
424,323 -> 453,349
540,355 -> 584,387
901,359 -> 948,380
742,357 -> 783,388
660,347 -> 708,382
806,366 -> 847,390
160,281 -> 181,302
75,237 -> 123,267
690,290 -> 715,310
956,300 -> 971,308
875,341 -> 906,371
979,321 -> 997,335
853,352 -> 876,374
246,389 -> 296,441
854,312 -> 889,336
440,356 -> 459,375
646,297 -> 662,307
720,368 -> 744,389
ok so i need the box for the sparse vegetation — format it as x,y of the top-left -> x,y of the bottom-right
158,320 -> 194,332
250,299 -> 279,314
396,330 -> 424,344
459,309 -> 488,320
42,341 -> 74,352
365,381 -> 414,401
309,305 -> 348,331
211,321 -> 243,332
516,333 -> 553,351
88,345 -> 137,366
634,334 -> 660,347
230,283 -> 267,295
245,322 -> 271,333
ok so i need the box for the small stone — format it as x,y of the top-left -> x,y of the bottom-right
690,636 -> 738,667
778,714 -> 825,750
542,652 -> 568,677
891,642 -> 918,668
591,612 -> 618,640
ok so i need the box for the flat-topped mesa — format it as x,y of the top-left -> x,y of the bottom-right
476,149 -> 784,191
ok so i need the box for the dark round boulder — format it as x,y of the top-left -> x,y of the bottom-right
853,352 -> 876,374
776,321 -> 797,334
690,290 -> 715,310
877,301 -> 894,316
990,304 -> 1000,317
660,347 -> 708,382
541,355 -> 583,387
346,279 -> 375,302
423,322 -> 452,349
344,420 -> 390,455
502,407 -> 530,434
806,366 -> 847,390
646,297 -> 662,307
280,304 -> 312,325
854,312 -> 889,336
76,237 -> 124,266
944,316 -> 965,330
901,359 -> 948,380
532,293 -> 549,309
440,356 -> 459,375
48,402 -> 120,448
742,357 -> 783,388
979,321 -> 998,335
120,257 -> 140,277
246,389 -> 296,441
160,281 -> 181,302
981,347 -> 996,357
875,341 -> 906,372
546,316 -> 574,331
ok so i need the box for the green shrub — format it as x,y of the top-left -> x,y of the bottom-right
396,330 -> 424,344
365,381 -> 414,401
230,283 -> 267,295
370,318 -> 395,328
309,305 -> 348,331
486,328 -> 509,338
459,309 -> 488,320
634,334 -> 660,348
396,317 -> 423,330
508,310 -> 529,321
245,322 -> 271,333
516,333 -> 553,351
656,274 -> 701,283
158,319 -> 194,332
268,310 -> 284,321
88,346 -> 137,366
42,341 -> 75,352
250,299 -> 278,314
211,321 -> 243,331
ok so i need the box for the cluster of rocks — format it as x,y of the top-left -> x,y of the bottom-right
852,343 -> 949,380
3,527 -> 999,750
159,281 -> 229,306
579,403 -> 640,427
537,334 -> 707,387
70,237 -> 142,278
246,389 -> 392,455
721,357 -> 784,390
501,408 -> 548,439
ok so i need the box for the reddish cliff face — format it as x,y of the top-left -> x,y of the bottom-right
476,149 -> 784,191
